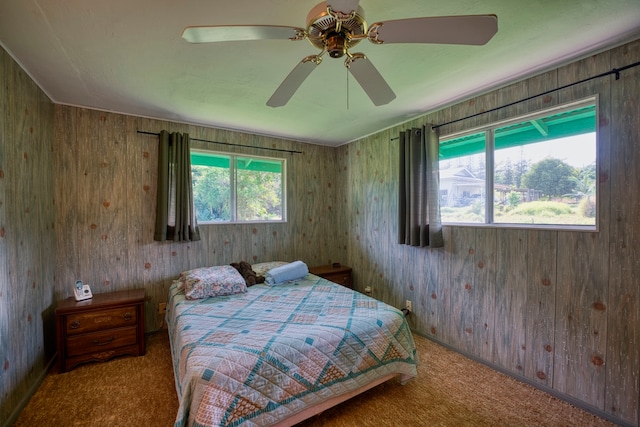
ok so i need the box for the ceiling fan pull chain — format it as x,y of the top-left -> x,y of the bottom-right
346,67 -> 350,110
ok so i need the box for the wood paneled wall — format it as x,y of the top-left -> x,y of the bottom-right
340,40 -> 639,426
53,108 -> 343,333
2,33 -> 638,427
0,48 -> 56,425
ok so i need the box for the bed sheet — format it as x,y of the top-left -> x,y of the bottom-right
167,274 -> 418,427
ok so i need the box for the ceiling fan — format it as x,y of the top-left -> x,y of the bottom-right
182,1 -> 498,107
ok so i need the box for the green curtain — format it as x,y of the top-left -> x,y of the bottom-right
398,125 -> 444,248
154,130 -> 201,242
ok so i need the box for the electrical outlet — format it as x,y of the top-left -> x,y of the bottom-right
405,300 -> 413,312
158,302 -> 167,314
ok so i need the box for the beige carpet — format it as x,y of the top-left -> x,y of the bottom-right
14,331 -> 615,427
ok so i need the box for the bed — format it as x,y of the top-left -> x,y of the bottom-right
166,266 -> 418,427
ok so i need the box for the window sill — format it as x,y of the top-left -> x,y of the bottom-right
442,223 -> 597,233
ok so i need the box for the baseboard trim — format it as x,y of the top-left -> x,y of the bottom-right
2,354 -> 57,427
415,332 -> 634,427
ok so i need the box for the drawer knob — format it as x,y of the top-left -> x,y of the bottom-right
70,320 -> 80,329
123,312 -> 132,321
92,336 -> 115,346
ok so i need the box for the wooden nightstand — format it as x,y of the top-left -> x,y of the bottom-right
309,264 -> 353,289
55,289 -> 145,373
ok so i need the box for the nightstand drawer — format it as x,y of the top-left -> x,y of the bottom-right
56,289 -> 145,372
322,272 -> 352,287
309,265 -> 353,289
65,306 -> 138,336
66,326 -> 138,357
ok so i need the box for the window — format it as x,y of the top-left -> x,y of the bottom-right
439,99 -> 597,229
191,150 -> 286,223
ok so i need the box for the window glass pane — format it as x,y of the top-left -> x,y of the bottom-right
236,157 -> 283,221
191,151 -> 285,223
439,132 -> 486,223
192,153 -> 231,222
440,132 -> 485,160
191,152 -> 230,168
439,101 -> 596,229
493,132 -> 596,225
494,105 -> 595,150
236,157 -> 282,173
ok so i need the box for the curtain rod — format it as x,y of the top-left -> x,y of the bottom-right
389,60 -> 640,140
432,60 -> 640,130
137,130 -> 303,154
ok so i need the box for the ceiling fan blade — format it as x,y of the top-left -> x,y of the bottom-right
369,15 -> 498,46
346,54 -> 396,106
267,56 -> 322,107
182,25 -> 305,43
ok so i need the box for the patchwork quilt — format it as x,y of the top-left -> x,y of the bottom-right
167,274 -> 418,427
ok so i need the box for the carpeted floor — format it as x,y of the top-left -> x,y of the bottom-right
14,331 -> 615,427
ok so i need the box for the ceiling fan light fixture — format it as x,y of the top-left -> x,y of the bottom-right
326,33 -> 347,58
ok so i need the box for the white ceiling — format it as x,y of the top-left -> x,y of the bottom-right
1,1 -> 639,146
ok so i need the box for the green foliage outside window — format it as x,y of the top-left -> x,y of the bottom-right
192,165 -> 231,221
191,151 -> 284,223
236,165 -> 282,221
521,158 -> 577,198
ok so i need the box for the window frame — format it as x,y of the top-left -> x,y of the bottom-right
439,97 -> 598,231
190,149 -> 287,224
